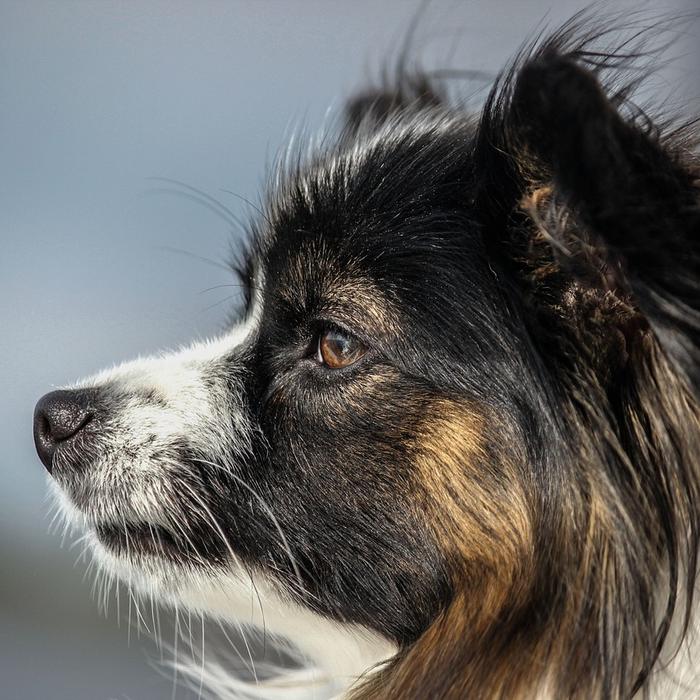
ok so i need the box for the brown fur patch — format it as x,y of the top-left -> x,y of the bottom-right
413,400 -> 533,579
348,400 -> 542,699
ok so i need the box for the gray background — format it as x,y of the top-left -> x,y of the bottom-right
1,1 -> 697,698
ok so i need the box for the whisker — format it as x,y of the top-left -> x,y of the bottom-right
201,295 -> 240,313
157,246 -> 233,274
216,618 -> 260,685
198,612 -> 206,700
219,188 -> 273,228
146,177 -> 249,233
192,458 -> 305,593
171,604 -> 180,700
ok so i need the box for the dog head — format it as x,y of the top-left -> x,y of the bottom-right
34,19 -> 700,699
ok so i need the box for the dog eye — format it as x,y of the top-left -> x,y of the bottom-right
316,328 -> 366,369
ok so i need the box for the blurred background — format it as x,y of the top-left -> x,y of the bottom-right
1,1 -> 697,698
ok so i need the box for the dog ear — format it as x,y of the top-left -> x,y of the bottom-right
476,46 -> 700,390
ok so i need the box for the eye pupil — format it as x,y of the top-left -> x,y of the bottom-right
318,329 -> 365,369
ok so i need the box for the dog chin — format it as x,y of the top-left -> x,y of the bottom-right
87,527 -> 241,601
50,478 -> 397,684
86,525 -> 397,686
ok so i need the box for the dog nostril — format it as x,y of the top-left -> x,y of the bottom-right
33,389 -> 93,474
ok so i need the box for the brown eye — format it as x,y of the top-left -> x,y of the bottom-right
317,328 -> 366,369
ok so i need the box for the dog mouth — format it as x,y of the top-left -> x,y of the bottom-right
93,519 -> 234,567
95,522 -> 192,561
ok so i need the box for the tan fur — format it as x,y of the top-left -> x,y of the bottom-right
414,400 -> 532,575
349,400 -> 542,699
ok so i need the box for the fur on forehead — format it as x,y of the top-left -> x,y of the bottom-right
260,111 -> 478,259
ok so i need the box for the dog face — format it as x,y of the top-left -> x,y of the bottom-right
35,109 -> 535,650
34,17 -> 700,698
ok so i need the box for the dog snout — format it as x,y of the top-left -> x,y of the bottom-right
33,389 -> 94,473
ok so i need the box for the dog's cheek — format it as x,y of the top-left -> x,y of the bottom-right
247,374 -> 455,642
345,401 -> 538,700
412,399 -> 535,618
272,392 -> 536,646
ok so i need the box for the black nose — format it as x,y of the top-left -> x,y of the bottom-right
33,390 -> 93,473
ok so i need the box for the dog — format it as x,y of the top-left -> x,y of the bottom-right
33,14 -> 700,700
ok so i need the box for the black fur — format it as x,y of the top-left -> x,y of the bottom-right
38,14 -> 700,699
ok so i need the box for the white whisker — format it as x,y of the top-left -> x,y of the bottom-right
193,458 -> 304,593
